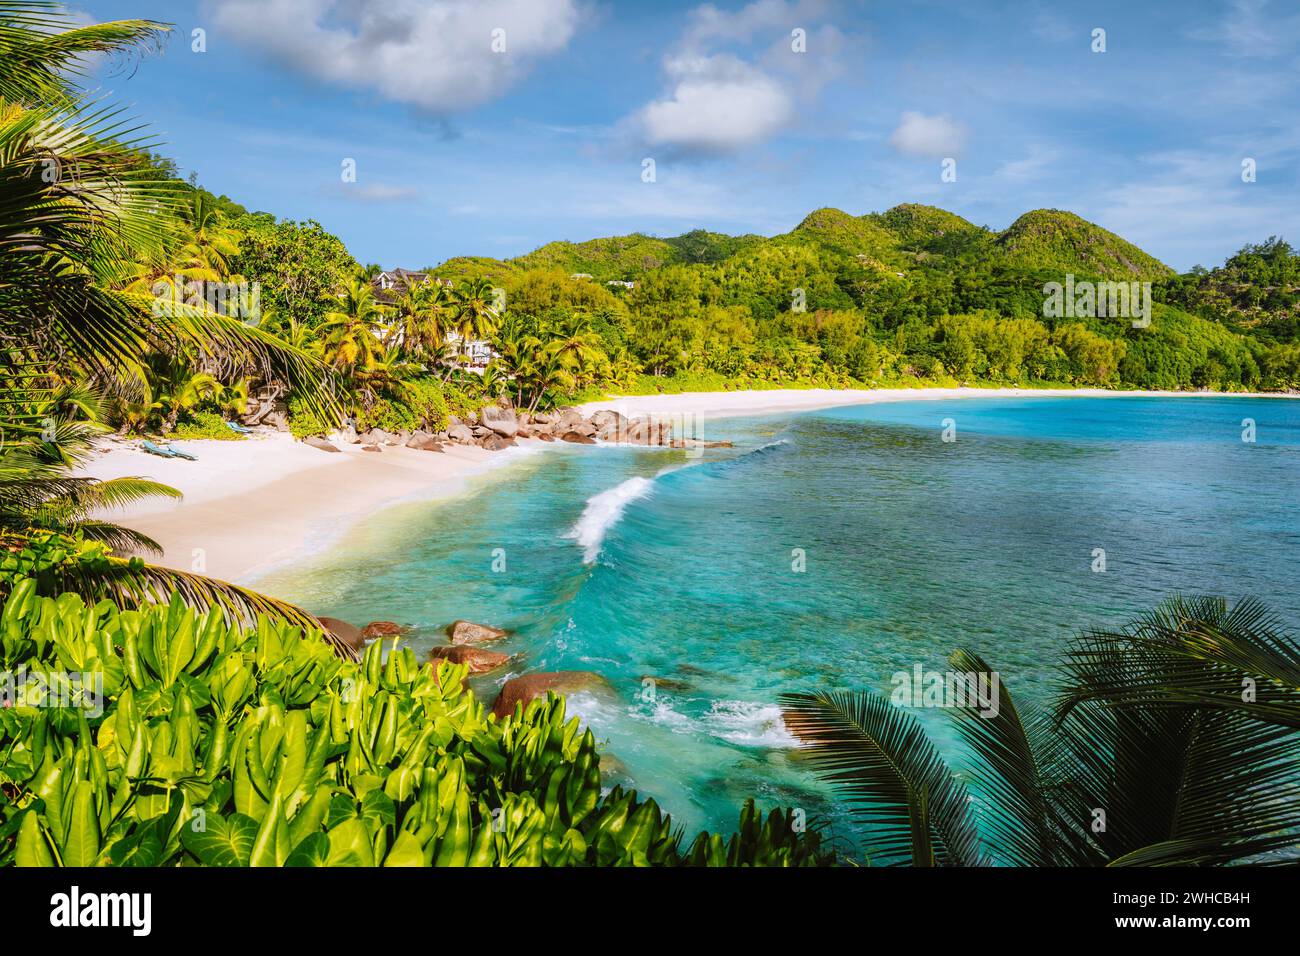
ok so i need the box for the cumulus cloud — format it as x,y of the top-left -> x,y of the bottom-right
210,0 -> 581,113
623,0 -> 844,157
888,111 -> 968,158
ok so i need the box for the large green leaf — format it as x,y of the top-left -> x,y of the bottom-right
179,812 -> 259,867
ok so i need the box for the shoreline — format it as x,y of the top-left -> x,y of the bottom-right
78,386 -> 1295,586
77,431 -> 548,584
577,385 -> 1299,421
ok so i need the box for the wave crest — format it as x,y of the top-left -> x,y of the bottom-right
565,476 -> 655,563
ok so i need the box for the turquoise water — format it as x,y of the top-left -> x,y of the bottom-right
254,395 -> 1300,845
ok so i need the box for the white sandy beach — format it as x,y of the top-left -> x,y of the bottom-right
79,386 -> 1294,585
77,430 -> 544,583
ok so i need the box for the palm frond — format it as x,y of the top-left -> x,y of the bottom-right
780,689 -> 985,866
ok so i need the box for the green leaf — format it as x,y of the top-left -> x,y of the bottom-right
62,780 -> 101,866
284,832 -> 331,867
382,830 -> 424,867
15,812 -> 56,867
179,812 -> 259,867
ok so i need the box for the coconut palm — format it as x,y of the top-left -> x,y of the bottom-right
781,596 -> 1300,867
0,2 -> 347,651
320,277 -> 385,373
450,277 -> 500,361
388,281 -> 450,363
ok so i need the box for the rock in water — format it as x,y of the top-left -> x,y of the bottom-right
361,621 -> 407,640
303,435 -> 340,453
560,431 -> 596,445
447,620 -> 509,645
491,671 -> 613,719
481,434 -> 514,451
429,645 -> 511,674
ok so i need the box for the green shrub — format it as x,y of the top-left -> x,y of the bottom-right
0,580 -> 829,867
288,395 -> 330,439
172,411 -> 246,441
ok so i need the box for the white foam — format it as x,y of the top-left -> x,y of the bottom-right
702,700 -> 801,748
565,475 -> 655,563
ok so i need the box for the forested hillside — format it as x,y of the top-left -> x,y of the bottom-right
402,203 -> 1299,394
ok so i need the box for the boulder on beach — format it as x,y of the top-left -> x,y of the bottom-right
406,431 -> 443,451
481,434 -> 514,451
429,645 -> 511,674
361,621 -> 408,640
361,444 -> 381,453
536,433 -> 556,442
447,423 -> 474,443
316,616 -> 365,656
480,405 -> 520,438
303,435 -> 340,453
560,431 -> 596,445
492,671 -> 613,719
447,620 -> 509,645
589,409 -> 625,432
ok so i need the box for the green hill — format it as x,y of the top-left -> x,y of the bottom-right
995,209 -> 1173,279
514,233 -> 680,279
427,204 -> 1177,284
871,203 -> 995,261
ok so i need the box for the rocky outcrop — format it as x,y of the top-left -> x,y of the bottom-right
447,620 -> 509,645
480,405 -> 520,439
406,430 -> 443,451
429,645 -> 511,674
303,435 -> 340,453
361,621 -> 408,640
491,671 -> 612,719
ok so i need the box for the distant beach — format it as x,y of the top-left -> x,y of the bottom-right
78,386 -> 1298,585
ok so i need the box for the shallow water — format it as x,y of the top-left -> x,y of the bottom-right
254,395 -> 1300,846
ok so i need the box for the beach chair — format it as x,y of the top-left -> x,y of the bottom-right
226,420 -> 253,435
141,440 -> 179,458
165,444 -> 198,461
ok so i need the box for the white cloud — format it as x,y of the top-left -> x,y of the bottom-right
622,0 -> 844,156
888,111 -> 968,158
210,0 -> 581,113
636,54 -> 795,154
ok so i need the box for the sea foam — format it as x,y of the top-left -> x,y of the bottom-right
565,475 -> 655,563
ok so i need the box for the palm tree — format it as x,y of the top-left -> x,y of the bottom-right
388,281 -> 450,362
781,596 -> 1300,866
549,313 -> 605,387
321,278 -> 384,368
450,277 -> 500,363
0,3 -> 350,653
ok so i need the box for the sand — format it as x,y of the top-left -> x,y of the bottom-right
79,387 -> 1294,585
77,431 -> 544,583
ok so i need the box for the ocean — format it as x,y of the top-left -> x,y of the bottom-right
253,395 -> 1300,846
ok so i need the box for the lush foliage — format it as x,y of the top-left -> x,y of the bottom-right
0,581 -> 828,867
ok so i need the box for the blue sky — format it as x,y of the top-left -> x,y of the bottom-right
77,0 -> 1300,271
